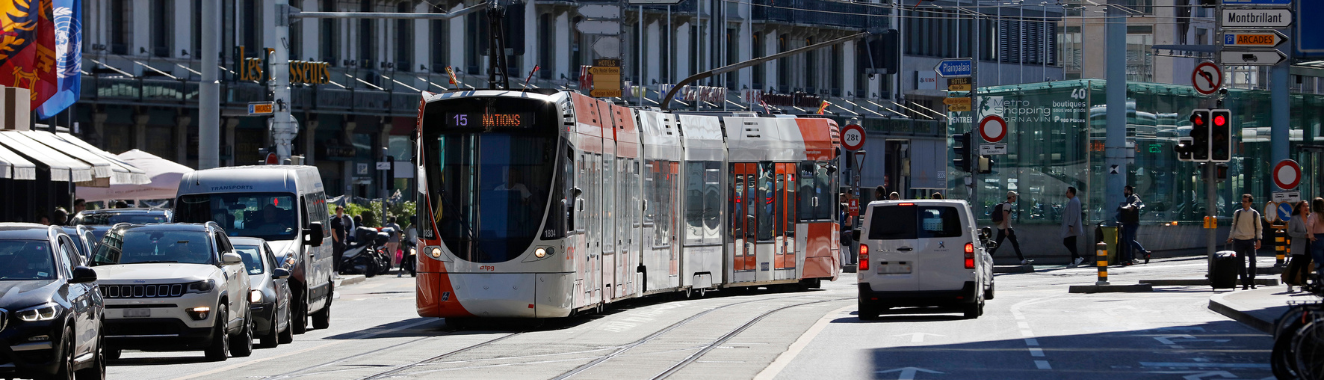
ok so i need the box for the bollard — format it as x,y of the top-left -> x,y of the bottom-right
1096,241 -> 1109,285
1274,224 -> 1286,267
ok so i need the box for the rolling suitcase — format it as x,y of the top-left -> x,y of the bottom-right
1210,248 -> 1239,289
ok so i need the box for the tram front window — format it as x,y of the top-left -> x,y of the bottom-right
422,97 -> 558,263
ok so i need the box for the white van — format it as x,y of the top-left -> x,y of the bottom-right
173,166 -> 332,333
855,200 -> 994,319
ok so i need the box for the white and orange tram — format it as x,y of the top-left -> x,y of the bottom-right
415,89 -> 843,319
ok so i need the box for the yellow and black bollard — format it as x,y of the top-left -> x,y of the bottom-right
1274,224 -> 1287,267
1096,241 -> 1109,285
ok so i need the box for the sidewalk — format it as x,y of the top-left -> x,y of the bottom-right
1208,285 -> 1322,334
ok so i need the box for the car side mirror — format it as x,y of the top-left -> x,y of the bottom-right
305,222 -> 325,247
71,266 -> 97,284
222,252 -> 244,265
272,268 -> 292,280
852,230 -> 861,241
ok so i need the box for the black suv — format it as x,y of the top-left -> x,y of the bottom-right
0,223 -> 105,380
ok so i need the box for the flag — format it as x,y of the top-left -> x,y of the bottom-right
36,0 -> 77,119
445,66 -> 458,86
0,0 -> 57,110
759,99 -> 772,115
816,100 -> 830,115
524,65 -> 539,85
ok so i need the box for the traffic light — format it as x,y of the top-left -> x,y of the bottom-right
977,155 -> 994,174
1210,109 -> 1232,162
953,132 -> 971,172
859,29 -> 900,75
1188,109 -> 1210,161
384,155 -> 396,191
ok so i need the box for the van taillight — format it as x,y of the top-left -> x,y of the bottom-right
860,244 -> 869,270
964,243 -> 975,269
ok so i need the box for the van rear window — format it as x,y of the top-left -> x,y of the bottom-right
868,205 -> 963,240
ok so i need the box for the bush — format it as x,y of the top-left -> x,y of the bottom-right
344,200 -> 415,229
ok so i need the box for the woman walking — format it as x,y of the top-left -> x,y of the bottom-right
1286,201 -> 1313,293
1310,198 -> 1324,283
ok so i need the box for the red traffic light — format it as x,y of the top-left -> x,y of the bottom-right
1213,115 -> 1226,126
1191,115 -> 1204,126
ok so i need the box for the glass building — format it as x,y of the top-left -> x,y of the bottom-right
947,80 -> 1324,227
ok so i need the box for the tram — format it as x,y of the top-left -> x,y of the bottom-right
414,89 -> 843,319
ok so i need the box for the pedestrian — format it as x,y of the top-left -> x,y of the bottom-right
37,214 -> 50,226
330,206 -> 350,273
1309,197 -> 1324,282
114,200 -> 129,209
1062,187 -> 1085,266
383,215 -> 402,270
839,194 -> 855,266
1286,201 -> 1313,293
931,192 -> 944,199
1226,194 -> 1263,290
70,199 -> 84,224
889,192 -> 900,200
51,208 -> 68,227
992,191 -> 1030,265
1116,185 -> 1151,265
874,185 -> 887,203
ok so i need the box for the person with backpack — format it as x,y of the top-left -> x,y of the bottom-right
1117,185 -> 1150,265
992,191 -> 1030,265
1286,201 -> 1312,293
1226,194 -> 1264,290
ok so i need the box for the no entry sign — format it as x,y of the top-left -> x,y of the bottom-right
979,115 -> 1007,143
1273,159 -> 1301,190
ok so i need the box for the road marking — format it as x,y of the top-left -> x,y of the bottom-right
894,332 -> 944,343
1035,360 -> 1052,370
1140,362 -> 1270,369
1024,338 -> 1039,346
876,367 -> 943,380
1017,322 -> 1030,329
753,305 -> 852,380
1029,348 -> 1044,357
169,318 -> 440,380
1147,370 -> 1238,380
1019,330 -> 1034,337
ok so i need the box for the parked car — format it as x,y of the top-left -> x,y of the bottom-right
71,208 -> 172,227
230,237 -> 294,348
855,200 -> 995,320
0,223 -> 106,380
60,225 -> 98,260
89,223 -> 254,361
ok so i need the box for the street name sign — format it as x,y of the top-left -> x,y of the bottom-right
1191,62 -> 1223,95
1220,0 -> 1292,7
1223,31 -> 1287,47
980,144 -> 1007,155
1222,8 -> 1293,28
933,59 -> 973,78
947,77 -> 971,91
1220,50 -> 1287,65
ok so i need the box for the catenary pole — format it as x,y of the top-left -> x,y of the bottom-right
1104,0 -> 1127,257
199,0 -> 220,169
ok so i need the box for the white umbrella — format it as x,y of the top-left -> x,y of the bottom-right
75,149 -> 194,202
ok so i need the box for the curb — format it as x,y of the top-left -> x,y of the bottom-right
336,274 -> 367,287
1140,278 -> 1280,286
994,265 -> 1035,274
1067,284 -> 1153,293
1208,292 -> 1274,334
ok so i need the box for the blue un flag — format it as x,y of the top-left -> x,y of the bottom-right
37,0 -> 81,120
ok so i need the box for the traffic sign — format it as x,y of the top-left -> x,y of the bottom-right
979,144 -> 1007,155
947,103 -> 972,112
588,66 -> 621,76
841,124 -> 866,151
248,102 -> 274,115
947,77 -> 972,91
1222,8 -> 1293,28
589,61 -> 622,98
934,59 -> 973,78
1220,50 -> 1287,66
979,115 -> 1008,143
1223,31 -> 1287,48
578,4 -> 621,19
943,97 -> 971,106
590,89 -> 623,97
1221,0 -> 1292,6
1278,202 -> 1294,222
1192,62 -> 1223,95
1273,191 -> 1301,204
376,162 -> 392,170
1273,159 -> 1301,189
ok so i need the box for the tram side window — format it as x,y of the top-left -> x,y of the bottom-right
632,160 -> 641,228
576,153 -> 587,233
684,162 -> 705,244
617,157 -> 630,250
798,162 -> 816,221
643,161 -> 655,226
702,163 -> 722,244
757,162 -> 774,241
731,171 -> 744,241
604,153 -> 616,253
796,161 -> 834,222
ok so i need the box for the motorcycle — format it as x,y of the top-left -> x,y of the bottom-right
340,228 -> 391,277
400,240 -> 417,277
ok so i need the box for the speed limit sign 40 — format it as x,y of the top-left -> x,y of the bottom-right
841,124 -> 866,151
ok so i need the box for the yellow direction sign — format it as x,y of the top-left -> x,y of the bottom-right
591,89 -> 623,97
588,66 -> 620,76
947,103 -> 972,112
943,97 -> 971,106
588,65 -> 622,98
948,77 -> 972,91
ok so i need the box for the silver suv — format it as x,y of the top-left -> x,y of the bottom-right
89,222 -> 254,361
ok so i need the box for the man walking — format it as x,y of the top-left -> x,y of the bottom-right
1062,187 -> 1085,266
839,194 -> 855,266
331,206 -> 350,273
992,191 -> 1030,265
1226,194 -> 1263,290
1117,185 -> 1151,265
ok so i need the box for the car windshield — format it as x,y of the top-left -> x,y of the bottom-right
74,212 -> 170,225
174,193 -> 298,241
0,240 -> 56,280
233,244 -> 265,275
92,230 -> 214,265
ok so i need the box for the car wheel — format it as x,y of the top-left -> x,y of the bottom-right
984,282 -> 996,300
229,310 -> 255,357
259,309 -> 280,348
292,294 -> 308,335
312,282 -> 333,330
74,327 -> 105,380
104,346 -> 120,361
858,299 -> 879,321
204,305 -> 229,361
53,328 -> 74,380
964,294 -> 984,319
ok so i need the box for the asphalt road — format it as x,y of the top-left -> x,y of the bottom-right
106,257 -> 1274,380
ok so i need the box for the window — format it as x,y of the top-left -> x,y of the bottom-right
359,0 -> 374,65
241,0 -> 260,57
868,205 -> 962,240
92,229 -> 214,265
110,0 -> 129,54
174,193 -> 300,241
431,9 -> 449,73
321,0 -> 338,63
757,162 -> 774,241
683,162 -> 722,245
752,33 -> 764,90
0,240 -> 56,280
643,161 -> 655,225
538,13 -> 551,79
57,238 -> 76,277
804,38 -> 815,92
234,244 -> 267,275
151,0 -> 172,57
797,161 -> 834,221
777,34 -> 789,92
395,2 -> 412,71
604,154 -> 615,253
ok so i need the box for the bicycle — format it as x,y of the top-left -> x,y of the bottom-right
1272,273 -> 1324,379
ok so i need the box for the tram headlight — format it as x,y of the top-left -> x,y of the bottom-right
535,247 -> 548,258
429,247 -> 443,259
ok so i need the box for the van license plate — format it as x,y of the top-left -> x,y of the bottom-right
877,261 -> 912,275
124,309 -> 150,318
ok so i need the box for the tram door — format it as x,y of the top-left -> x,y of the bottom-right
731,163 -> 757,275
602,154 -> 616,302
774,163 -> 797,276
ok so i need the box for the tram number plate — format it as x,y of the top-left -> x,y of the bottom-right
124,309 -> 150,318
877,261 -> 912,275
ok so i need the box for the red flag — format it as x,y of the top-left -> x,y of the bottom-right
816,100 -> 830,115
525,65 -> 539,85
0,0 -> 57,110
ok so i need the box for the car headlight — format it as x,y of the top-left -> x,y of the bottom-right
16,303 -> 60,322
250,289 -> 263,303
186,279 -> 216,294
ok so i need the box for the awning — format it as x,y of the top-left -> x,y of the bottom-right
55,132 -> 150,185
0,143 -> 36,180
21,131 -> 149,186
0,131 -> 93,182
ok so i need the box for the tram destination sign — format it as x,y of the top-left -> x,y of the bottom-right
1222,8 -> 1293,28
